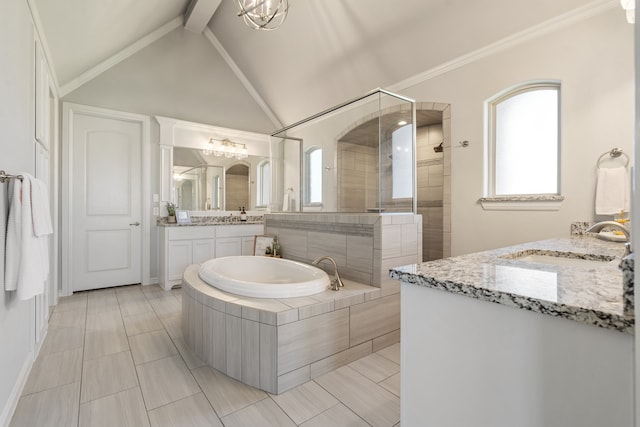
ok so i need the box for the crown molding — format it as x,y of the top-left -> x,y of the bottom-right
389,0 -> 617,93
59,16 -> 183,97
203,27 -> 283,129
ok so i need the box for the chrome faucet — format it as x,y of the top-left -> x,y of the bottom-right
312,256 -> 344,291
586,221 -> 632,257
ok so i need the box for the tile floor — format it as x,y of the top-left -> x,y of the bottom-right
10,284 -> 401,427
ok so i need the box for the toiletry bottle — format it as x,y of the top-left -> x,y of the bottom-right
272,237 -> 280,257
240,207 -> 247,222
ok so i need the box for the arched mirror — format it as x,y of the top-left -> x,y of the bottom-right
225,163 -> 250,210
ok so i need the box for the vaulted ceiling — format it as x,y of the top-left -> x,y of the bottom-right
33,0 -> 613,133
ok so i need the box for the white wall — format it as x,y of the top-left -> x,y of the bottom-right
63,26 -> 275,134
0,0 -> 37,423
400,8 -> 633,255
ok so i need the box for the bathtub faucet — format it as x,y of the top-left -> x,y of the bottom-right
586,221 -> 632,257
312,256 -> 344,291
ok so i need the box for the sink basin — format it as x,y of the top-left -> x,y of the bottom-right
501,250 -> 617,268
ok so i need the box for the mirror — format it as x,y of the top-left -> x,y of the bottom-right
172,147 -> 269,211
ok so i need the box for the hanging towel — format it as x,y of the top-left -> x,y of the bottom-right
595,166 -> 630,215
4,173 -> 52,300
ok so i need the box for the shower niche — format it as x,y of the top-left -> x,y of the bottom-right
271,89 -> 417,213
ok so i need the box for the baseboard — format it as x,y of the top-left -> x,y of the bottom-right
145,277 -> 159,286
0,352 -> 34,427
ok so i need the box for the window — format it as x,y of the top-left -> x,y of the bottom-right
392,124 -> 413,199
483,82 -> 562,210
304,147 -> 322,205
257,160 -> 270,208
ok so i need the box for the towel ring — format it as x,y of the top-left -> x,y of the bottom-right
597,148 -> 629,169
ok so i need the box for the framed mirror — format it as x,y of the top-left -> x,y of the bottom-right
173,147 -> 269,211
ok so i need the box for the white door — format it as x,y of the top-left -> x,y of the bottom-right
70,112 -> 142,291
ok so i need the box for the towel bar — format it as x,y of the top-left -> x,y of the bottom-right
0,170 -> 24,183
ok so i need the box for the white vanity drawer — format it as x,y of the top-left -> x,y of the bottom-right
167,226 -> 216,241
216,224 -> 263,238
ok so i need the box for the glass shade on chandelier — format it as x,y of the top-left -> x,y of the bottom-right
236,0 -> 290,30
621,0 -> 635,23
203,139 -> 248,160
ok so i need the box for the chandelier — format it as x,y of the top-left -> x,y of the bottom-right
236,0 -> 290,30
203,138 -> 248,160
621,0 -> 635,23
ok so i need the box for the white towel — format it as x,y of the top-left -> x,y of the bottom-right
595,166 -> 630,215
4,173 -> 52,300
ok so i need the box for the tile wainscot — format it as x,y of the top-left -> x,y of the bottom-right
391,236 -> 634,427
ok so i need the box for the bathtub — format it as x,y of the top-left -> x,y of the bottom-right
198,256 -> 330,298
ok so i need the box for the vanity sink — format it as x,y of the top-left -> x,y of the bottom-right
501,250 -> 617,268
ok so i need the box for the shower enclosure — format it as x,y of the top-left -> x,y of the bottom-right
270,88 -> 416,213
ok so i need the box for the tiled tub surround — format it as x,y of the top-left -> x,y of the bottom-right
390,236 -> 634,333
264,212 -> 422,291
182,265 -> 400,394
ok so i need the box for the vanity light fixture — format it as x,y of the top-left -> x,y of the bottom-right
621,0 -> 635,23
204,138 -> 249,160
237,0 -> 290,30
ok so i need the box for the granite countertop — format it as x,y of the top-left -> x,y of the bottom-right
158,216 -> 264,227
390,236 -> 634,334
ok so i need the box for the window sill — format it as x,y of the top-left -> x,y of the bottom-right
479,195 -> 564,211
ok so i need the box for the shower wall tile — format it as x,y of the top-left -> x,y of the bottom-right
347,235 -> 374,272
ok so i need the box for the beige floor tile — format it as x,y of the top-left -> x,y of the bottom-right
136,355 -> 200,410
376,342 -> 400,365
86,308 -> 124,332
173,336 -> 206,370
79,387 -> 150,427
87,289 -> 120,314
380,372 -> 400,397
160,313 -> 183,339
122,311 -> 163,336
81,351 -> 138,403
119,298 -> 154,317
39,327 -> 84,355
149,296 -> 181,318
84,328 -> 129,361
147,393 -> 222,427
315,366 -> 399,427
55,294 -> 88,312
299,403 -> 369,427
48,307 -> 86,330
191,366 -> 267,418
270,381 -> 338,425
220,398 -> 295,427
348,353 -> 400,383
22,348 -> 82,395
10,382 -> 80,427
129,329 -> 178,365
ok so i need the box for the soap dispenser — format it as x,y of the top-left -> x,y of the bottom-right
240,207 -> 247,222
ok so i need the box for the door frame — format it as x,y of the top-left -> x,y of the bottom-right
61,103 -> 151,296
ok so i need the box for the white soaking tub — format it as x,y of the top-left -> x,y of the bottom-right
198,256 -> 330,298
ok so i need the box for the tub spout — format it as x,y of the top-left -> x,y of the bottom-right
586,221 -> 632,257
312,256 -> 344,291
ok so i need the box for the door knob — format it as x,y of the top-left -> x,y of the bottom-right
129,221 -> 141,226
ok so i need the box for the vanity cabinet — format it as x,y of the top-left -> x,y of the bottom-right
159,224 -> 264,290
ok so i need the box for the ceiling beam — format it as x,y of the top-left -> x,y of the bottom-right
184,0 -> 222,33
